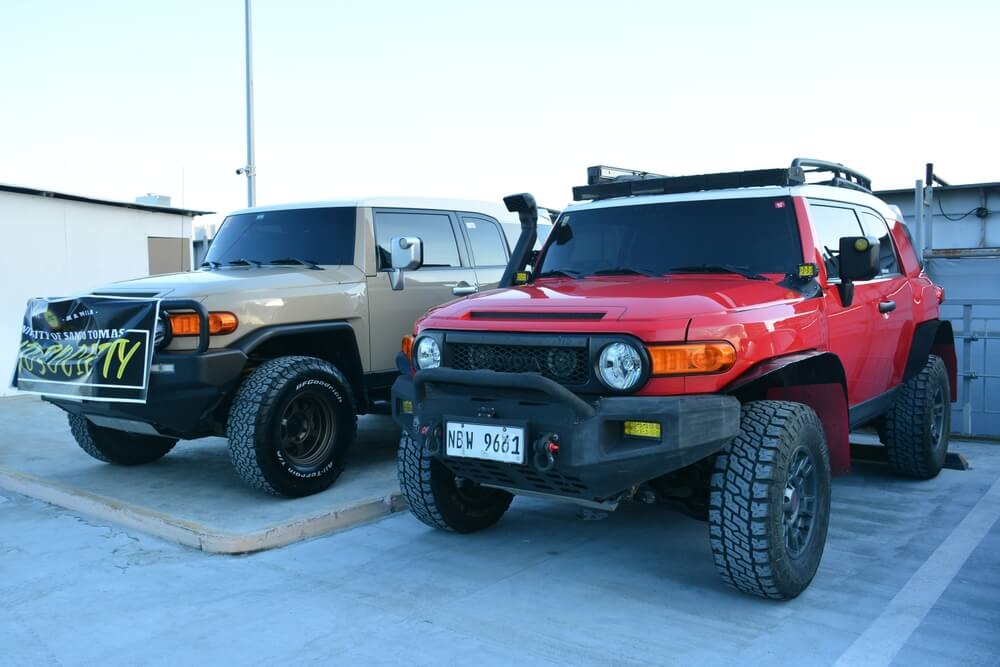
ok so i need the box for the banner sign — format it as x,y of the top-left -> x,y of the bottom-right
12,296 -> 160,403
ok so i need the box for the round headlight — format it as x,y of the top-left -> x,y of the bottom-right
414,336 -> 441,370
597,342 -> 643,391
153,315 -> 170,349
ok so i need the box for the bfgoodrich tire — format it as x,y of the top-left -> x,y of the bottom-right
227,356 -> 356,498
67,413 -> 177,465
709,400 -> 832,600
881,355 -> 951,480
397,433 -> 513,533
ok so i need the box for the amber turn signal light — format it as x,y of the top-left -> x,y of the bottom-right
401,335 -> 414,362
168,311 -> 239,337
647,342 -> 736,376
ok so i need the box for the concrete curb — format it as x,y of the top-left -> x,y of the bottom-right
0,466 -> 405,554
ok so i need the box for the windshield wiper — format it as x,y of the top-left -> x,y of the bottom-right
200,260 -> 221,270
535,268 -> 583,279
590,267 -> 660,277
227,258 -> 262,267
667,264 -> 768,281
268,257 -> 323,270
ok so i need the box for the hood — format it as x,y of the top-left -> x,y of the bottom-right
422,275 -> 803,327
91,266 -> 364,299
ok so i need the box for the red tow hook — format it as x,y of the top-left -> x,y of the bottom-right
533,433 -> 559,472
419,423 -> 443,455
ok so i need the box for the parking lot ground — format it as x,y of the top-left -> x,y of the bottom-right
1,412 -> 998,666
0,396 -> 402,552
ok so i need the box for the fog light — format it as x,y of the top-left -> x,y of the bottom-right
401,400 -> 413,414
624,421 -> 661,439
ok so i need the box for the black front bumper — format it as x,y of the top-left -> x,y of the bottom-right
392,368 -> 740,504
48,349 -> 248,439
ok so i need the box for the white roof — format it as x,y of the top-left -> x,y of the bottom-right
565,184 -> 899,220
229,197 -> 534,223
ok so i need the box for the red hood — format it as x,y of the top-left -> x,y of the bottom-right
418,275 -> 803,341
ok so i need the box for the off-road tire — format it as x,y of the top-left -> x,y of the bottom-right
397,433 -> 513,533
227,356 -> 356,498
881,355 -> 951,480
67,413 -> 177,465
709,400 -> 832,600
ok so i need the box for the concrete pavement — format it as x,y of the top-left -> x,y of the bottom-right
0,396 -> 403,552
2,438 -> 999,666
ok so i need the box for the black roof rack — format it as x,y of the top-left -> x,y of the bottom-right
572,158 -> 871,201
791,158 -> 871,193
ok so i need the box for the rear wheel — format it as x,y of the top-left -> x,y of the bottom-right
397,433 -> 513,533
67,414 -> 177,465
881,355 -> 951,479
709,400 -> 831,600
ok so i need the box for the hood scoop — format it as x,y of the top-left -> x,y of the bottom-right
468,311 -> 606,321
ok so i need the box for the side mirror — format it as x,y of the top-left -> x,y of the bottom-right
836,236 -> 879,305
388,236 -> 423,291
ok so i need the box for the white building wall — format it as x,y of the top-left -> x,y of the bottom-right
1,191 -> 193,396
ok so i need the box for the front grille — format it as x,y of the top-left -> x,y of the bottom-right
448,341 -> 589,385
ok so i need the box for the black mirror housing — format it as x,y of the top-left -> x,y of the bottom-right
836,235 -> 879,306
838,236 -> 880,282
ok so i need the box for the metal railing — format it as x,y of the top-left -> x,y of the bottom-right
942,299 -> 1000,437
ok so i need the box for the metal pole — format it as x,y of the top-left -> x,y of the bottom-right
243,0 -> 256,207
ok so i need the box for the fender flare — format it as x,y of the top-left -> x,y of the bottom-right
724,350 -> 847,400
231,321 -> 368,410
724,351 -> 852,475
905,319 -> 957,400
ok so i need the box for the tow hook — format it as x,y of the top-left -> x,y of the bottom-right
533,433 -> 560,472
420,423 -> 443,455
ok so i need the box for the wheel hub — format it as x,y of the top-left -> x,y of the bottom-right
278,390 -> 336,469
931,384 -> 946,450
783,447 -> 818,559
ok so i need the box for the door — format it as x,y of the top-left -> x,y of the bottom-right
366,209 -> 478,371
857,209 -> 913,390
808,201 -> 881,405
459,213 -> 510,290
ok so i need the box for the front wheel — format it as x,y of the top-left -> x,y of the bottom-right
709,400 -> 832,600
397,433 -> 513,533
227,356 -> 357,497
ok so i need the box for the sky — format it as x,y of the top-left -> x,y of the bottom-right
2,0 -> 998,231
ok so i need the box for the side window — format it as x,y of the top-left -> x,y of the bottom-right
808,203 -> 864,280
859,211 -> 901,276
374,211 -> 460,269
462,216 -> 508,266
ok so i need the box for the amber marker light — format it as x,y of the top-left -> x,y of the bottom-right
168,312 -> 239,336
401,335 -> 414,362
648,342 -> 736,376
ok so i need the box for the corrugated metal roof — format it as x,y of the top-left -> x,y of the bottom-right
876,181 -> 1000,196
0,182 -> 214,216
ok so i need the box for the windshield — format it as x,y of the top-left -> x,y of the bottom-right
538,197 -> 801,278
206,207 -> 356,266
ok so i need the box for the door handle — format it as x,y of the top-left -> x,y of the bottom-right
451,282 -> 478,296
878,300 -> 896,314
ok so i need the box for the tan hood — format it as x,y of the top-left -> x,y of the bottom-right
95,266 -> 366,300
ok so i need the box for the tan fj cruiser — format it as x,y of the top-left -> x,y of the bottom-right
35,198 -> 552,497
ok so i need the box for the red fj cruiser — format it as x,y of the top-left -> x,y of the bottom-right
391,159 -> 957,600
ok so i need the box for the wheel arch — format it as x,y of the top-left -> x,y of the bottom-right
233,321 -> 370,413
906,319 -> 957,401
724,351 -> 851,475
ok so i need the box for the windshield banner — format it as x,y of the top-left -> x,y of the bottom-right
12,296 -> 160,404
